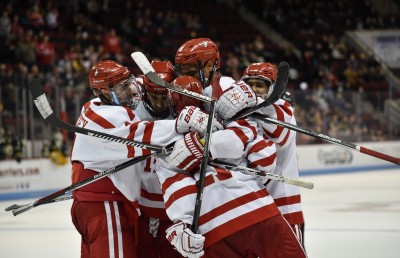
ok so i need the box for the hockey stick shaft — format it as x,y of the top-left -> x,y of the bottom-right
191,62 -> 219,233
251,113 -> 400,165
209,160 -> 314,189
5,154 -> 154,216
30,78 -> 170,154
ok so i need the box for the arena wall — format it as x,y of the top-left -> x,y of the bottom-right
1,141 -> 399,200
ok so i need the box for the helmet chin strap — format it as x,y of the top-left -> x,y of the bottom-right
111,91 -> 120,105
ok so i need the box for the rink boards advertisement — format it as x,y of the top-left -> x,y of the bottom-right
0,141 -> 399,200
0,159 -> 71,200
297,140 -> 400,175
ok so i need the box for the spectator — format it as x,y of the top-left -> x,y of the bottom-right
36,34 -> 55,73
0,10 -> 11,40
28,4 -> 45,33
45,3 -> 59,30
102,28 -> 122,62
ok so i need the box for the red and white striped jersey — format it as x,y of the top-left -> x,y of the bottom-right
137,106 -> 261,219
256,98 -> 294,147
257,99 -> 304,225
71,98 -> 182,203
156,157 -> 280,248
135,101 -> 175,219
155,79 -> 280,247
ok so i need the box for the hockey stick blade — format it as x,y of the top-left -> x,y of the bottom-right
29,78 -> 170,154
209,160 -> 314,189
227,61 -> 289,123
131,52 -> 212,103
10,203 -> 36,216
251,112 -> 400,166
4,204 -> 21,211
5,196 -> 74,215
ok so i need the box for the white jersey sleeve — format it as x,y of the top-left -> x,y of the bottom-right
256,98 -> 295,147
209,118 -> 258,159
70,99 -> 182,201
71,99 -> 182,167
245,134 -> 276,174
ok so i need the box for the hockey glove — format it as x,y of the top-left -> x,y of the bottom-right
215,81 -> 257,120
166,221 -> 205,258
166,132 -> 204,173
176,106 -> 224,134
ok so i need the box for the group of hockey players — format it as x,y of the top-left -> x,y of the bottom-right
70,38 -> 307,258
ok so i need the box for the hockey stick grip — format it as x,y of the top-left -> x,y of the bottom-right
282,177 -> 314,189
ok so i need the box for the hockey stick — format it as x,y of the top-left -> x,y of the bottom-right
209,160 -> 314,189
190,60 -> 219,233
250,112 -> 400,165
5,154 -> 154,216
30,78 -> 170,154
131,52 -> 289,123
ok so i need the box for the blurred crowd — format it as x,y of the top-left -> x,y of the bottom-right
0,0 -> 399,161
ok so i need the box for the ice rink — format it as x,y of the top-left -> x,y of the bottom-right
1,168 -> 399,258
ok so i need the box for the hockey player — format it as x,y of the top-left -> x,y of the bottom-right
157,74 -> 306,258
70,60 -> 220,258
134,60 -> 183,258
241,62 -> 305,245
135,60 -> 174,120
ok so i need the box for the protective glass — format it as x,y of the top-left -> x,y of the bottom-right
112,77 -> 142,109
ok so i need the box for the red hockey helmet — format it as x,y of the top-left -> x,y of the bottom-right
175,38 -> 220,75
242,62 -> 277,84
89,60 -> 130,91
143,60 -> 175,95
169,76 -> 204,114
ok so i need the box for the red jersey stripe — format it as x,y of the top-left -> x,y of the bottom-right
274,194 -> 301,206
249,153 -> 277,168
85,107 -> 116,129
199,189 -> 268,225
164,184 -> 197,209
142,122 -> 154,156
140,188 -> 164,201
